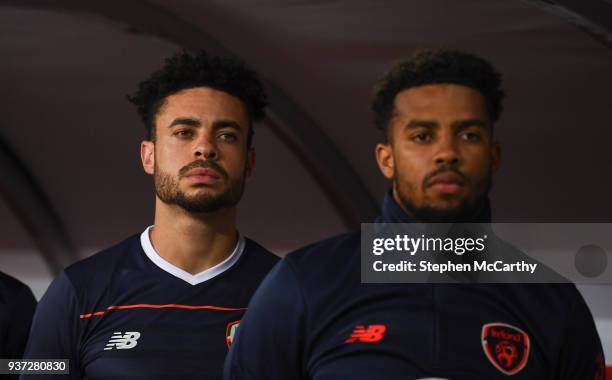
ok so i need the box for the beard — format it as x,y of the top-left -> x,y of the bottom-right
395,166 -> 492,223
154,159 -> 246,213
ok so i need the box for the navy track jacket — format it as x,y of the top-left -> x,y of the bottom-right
225,192 -> 605,379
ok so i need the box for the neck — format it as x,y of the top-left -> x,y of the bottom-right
149,197 -> 238,275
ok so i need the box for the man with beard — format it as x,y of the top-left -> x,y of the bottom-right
225,49 -> 605,379
21,51 -> 278,380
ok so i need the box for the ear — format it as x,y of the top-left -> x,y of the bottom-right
375,143 -> 394,180
141,140 -> 155,175
246,148 -> 256,178
491,141 -> 501,174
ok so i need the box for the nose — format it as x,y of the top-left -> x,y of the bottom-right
194,134 -> 218,160
433,134 -> 459,166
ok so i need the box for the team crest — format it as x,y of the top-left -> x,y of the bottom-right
226,320 -> 240,349
482,322 -> 530,375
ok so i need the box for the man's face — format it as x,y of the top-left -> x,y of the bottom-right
140,87 -> 254,213
376,84 -> 500,222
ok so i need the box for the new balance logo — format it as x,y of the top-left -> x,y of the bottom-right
345,324 -> 386,343
104,331 -> 141,350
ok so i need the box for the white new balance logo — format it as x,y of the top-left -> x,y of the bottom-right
104,331 -> 141,350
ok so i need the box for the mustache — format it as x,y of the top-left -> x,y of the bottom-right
423,166 -> 467,187
178,159 -> 228,180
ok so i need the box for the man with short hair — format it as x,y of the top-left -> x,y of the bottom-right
22,51 -> 278,379
225,49 -> 605,379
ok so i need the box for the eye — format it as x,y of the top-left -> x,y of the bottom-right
411,132 -> 432,143
218,132 -> 237,142
174,129 -> 193,138
460,131 -> 482,141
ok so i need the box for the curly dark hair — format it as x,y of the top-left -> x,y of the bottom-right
371,48 -> 505,137
127,50 -> 267,147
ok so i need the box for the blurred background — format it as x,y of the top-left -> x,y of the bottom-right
0,0 -> 610,370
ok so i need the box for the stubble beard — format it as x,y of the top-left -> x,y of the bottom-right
154,160 -> 247,213
394,167 -> 493,223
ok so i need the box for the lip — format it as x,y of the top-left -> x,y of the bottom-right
186,168 -> 220,178
427,172 -> 465,194
184,168 -> 221,184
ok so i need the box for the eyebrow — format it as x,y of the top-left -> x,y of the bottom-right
452,119 -> 489,130
167,117 -> 243,132
168,117 -> 200,128
403,119 -> 489,131
212,119 -> 242,132
404,120 -> 439,130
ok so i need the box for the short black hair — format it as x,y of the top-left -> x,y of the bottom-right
371,48 -> 505,137
127,50 -> 267,147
